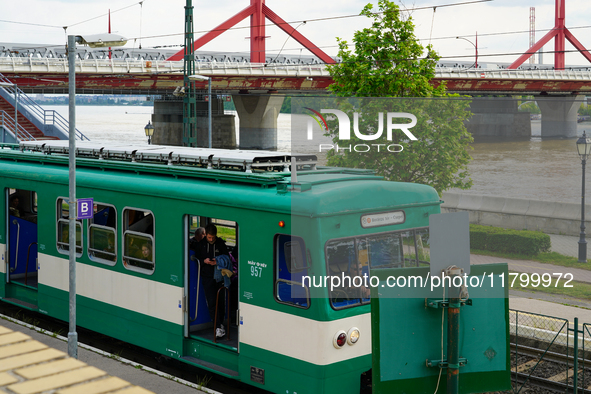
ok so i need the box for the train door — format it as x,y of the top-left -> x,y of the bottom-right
5,188 -> 39,308
184,215 -> 239,350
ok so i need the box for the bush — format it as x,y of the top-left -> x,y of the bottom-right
469,225 -> 550,256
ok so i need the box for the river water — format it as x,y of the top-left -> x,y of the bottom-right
44,105 -> 591,204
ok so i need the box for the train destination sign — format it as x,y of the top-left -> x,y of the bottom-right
361,210 -> 405,228
77,198 -> 94,219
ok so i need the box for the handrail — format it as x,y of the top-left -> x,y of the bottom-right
0,73 -> 89,141
25,242 -> 37,286
10,219 -> 20,273
0,110 -> 35,141
191,255 -> 201,322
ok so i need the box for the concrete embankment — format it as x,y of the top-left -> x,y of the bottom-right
441,192 -> 591,236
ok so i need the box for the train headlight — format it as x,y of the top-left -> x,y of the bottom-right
347,327 -> 360,345
333,330 -> 347,348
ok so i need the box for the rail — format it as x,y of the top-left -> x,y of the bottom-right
0,57 -> 332,77
3,57 -> 591,81
0,111 -> 35,141
0,73 -> 89,141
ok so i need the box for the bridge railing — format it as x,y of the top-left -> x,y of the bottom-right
0,74 -> 89,141
0,57 -> 333,76
0,111 -> 36,142
434,67 -> 591,80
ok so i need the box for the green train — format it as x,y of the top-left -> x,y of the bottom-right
0,140 -> 440,393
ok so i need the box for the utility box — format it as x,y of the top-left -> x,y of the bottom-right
371,263 -> 510,393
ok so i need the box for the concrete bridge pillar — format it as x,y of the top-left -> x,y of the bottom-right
536,95 -> 583,138
232,93 -> 285,150
465,98 -> 531,139
151,98 -> 236,148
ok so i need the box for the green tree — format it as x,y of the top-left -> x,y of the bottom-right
325,0 -> 473,195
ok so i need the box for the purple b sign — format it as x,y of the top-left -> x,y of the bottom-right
77,198 -> 94,220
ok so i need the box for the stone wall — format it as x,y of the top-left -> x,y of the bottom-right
441,192 -> 591,236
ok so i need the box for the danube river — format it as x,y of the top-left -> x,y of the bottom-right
45,105 -> 591,204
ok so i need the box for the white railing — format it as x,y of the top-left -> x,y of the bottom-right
0,58 -> 332,77
2,57 -> 591,81
434,67 -> 591,80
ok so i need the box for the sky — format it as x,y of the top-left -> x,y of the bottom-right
2,0 -> 591,67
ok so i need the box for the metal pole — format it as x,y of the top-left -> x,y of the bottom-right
574,317 -> 579,394
208,78 -> 212,149
447,273 -> 461,394
579,157 -> 587,263
14,85 -> 17,135
67,35 -> 78,359
475,32 -> 478,69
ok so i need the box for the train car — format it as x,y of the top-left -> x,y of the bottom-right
0,140 -> 440,394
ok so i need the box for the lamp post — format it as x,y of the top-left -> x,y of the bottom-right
576,131 -> 591,263
456,32 -> 478,69
0,81 -> 18,141
144,121 -> 155,144
188,75 -> 212,149
67,33 -> 127,358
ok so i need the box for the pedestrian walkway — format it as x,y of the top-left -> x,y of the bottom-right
0,317 -> 211,394
474,232 -> 591,326
470,232 -> 591,284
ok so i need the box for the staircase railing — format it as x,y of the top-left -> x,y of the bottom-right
0,73 -> 89,141
0,111 -> 36,141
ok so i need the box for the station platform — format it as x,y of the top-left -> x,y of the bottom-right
0,317 -> 211,394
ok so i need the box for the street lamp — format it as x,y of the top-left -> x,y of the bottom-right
188,74 -> 212,149
456,32 -> 478,69
144,121 -> 155,144
576,130 -> 591,263
67,33 -> 127,359
0,81 -> 18,142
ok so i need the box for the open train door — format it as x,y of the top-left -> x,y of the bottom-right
4,188 -> 39,310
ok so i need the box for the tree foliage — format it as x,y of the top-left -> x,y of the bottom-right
325,0 -> 473,195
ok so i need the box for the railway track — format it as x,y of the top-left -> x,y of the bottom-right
0,303 -> 270,394
511,343 -> 591,393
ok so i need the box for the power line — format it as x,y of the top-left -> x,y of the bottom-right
123,0 -> 492,43
0,20 -> 62,29
67,0 -> 146,28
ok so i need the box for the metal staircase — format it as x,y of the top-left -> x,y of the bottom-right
0,73 -> 89,142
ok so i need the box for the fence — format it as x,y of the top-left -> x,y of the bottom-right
511,309 -> 591,393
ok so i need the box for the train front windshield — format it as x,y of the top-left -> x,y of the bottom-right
325,227 -> 430,309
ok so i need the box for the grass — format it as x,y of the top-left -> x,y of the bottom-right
471,249 -> 591,272
196,375 -> 212,389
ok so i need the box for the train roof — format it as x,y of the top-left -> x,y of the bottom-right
0,141 -> 441,215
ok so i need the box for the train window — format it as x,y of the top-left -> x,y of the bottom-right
274,234 -> 310,309
325,227 -> 430,309
56,197 -> 82,256
88,203 -> 117,265
122,208 -> 154,274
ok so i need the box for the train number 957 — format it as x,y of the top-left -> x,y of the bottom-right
251,266 -> 262,277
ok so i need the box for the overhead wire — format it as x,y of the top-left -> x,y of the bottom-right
121,0 -> 492,43
67,1 -> 146,29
